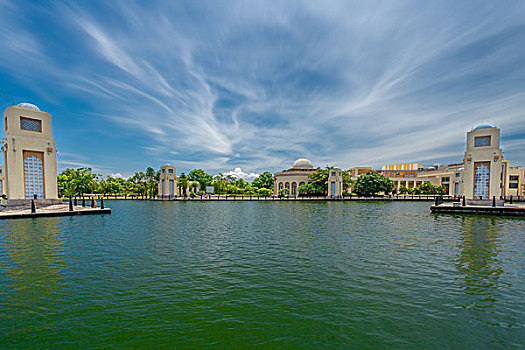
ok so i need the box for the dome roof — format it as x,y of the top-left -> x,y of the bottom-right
292,158 -> 313,169
473,124 -> 493,130
16,102 -> 40,111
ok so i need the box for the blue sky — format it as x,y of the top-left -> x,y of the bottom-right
1,0 -> 524,179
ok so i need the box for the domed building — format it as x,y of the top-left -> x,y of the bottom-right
273,158 -> 316,196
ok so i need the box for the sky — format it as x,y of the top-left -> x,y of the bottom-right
0,0 -> 524,180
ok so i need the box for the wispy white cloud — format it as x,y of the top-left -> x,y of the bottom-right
1,0 -> 524,176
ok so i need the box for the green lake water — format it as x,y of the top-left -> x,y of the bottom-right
0,201 -> 524,349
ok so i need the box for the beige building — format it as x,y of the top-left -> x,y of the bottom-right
2,103 -> 59,204
462,125 -> 505,199
507,166 -> 525,197
380,125 -> 524,199
328,168 -> 343,198
0,166 -> 5,196
158,165 -> 177,198
274,158 -> 316,196
382,162 -> 422,171
348,167 -> 373,177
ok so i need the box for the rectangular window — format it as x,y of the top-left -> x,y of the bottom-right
162,169 -> 165,173
475,136 -> 491,147
509,175 -> 518,181
168,169 -> 173,173
442,177 -> 450,183
509,183 -> 518,188
455,173 -> 461,177
331,172 -> 336,176
20,117 -> 42,132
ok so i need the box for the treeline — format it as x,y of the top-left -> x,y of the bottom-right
57,167 -> 275,198
58,167 -> 161,198
397,182 -> 447,195
57,166 -> 445,199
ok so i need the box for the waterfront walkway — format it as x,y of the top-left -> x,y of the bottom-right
0,203 -> 111,219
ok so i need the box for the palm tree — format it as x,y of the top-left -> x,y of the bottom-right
190,181 -> 199,194
178,173 -> 189,197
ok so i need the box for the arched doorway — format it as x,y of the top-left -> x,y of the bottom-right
291,182 -> 297,196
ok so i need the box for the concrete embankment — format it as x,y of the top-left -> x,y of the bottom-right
0,203 -> 111,220
431,203 -> 525,217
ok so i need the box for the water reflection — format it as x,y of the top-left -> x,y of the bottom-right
456,216 -> 503,311
0,218 -> 67,338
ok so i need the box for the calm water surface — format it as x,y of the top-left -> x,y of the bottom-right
0,201 -> 524,348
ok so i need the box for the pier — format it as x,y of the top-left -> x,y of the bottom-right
431,200 -> 525,217
0,201 -> 111,220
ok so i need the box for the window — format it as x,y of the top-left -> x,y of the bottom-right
168,169 -> 173,173
509,175 -> 518,181
331,171 -> 336,176
474,163 -> 489,199
455,173 -> 461,177
509,183 -> 518,189
475,136 -> 491,147
162,169 -> 165,173
442,177 -> 450,183
20,117 -> 42,132
24,154 -> 44,198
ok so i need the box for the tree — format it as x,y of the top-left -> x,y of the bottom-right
178,172 -> 189,196
308,168 -> 330,195
252,171 -> 274,189
145,167 -> 158,198
353,171 -> 394,197
190,181 -> 199,193
212,173 -> 228,194
342,170 -> 353,192
278,188 -> 289,197
257,188 -> 273,196
188,169 -> 213,191
57,167 -> 97,197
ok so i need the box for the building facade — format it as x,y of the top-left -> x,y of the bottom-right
462,125 -> 504,199
2,103 -> 58,202
377,125 -> 524,199
0,166 -> 5,196
328,168 -> 343,198
158,165 -> 177,198
273,158 -> 316,197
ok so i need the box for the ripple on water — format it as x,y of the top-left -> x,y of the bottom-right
0,200 -> 523,348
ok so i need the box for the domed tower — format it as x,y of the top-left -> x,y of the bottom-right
2,103 -> 59,204
462,125 -> 504,199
